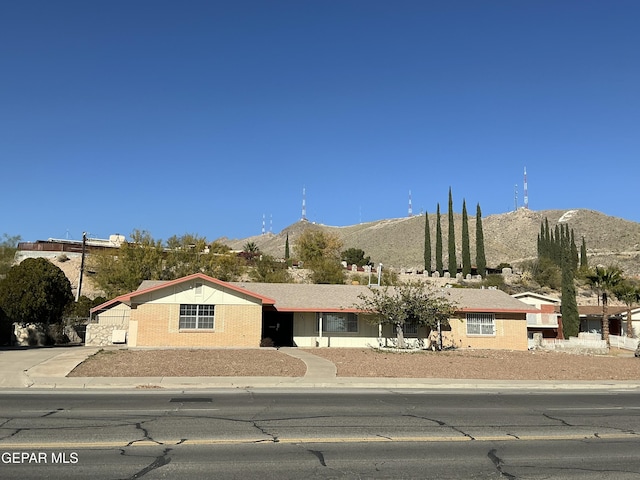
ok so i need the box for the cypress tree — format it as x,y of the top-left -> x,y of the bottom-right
561,234 -> 580,338
424,212 -> 431,275
284,233 -> 290,264
447,187 -> 457,275
580,236 -> 588,271
543,218 -> 551,258
461,199 -> 471,277
553,225 -> 561,264
475,203 -> 486,277
570,228 -> 579,273
436,203 -> 443,276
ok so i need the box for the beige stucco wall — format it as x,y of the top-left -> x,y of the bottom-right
94,303 -> 130,326
134,281 -> 258,307
293,312 -> 381,348
293,312 -> 528,351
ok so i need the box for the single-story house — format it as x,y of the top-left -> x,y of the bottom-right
621,307 -> 640,338
577,305 -> 627,336
88,273 -> 537,350
511,292 -> 563,341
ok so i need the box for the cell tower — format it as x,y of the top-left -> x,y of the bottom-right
270,214 -> 273,233
301,187 -> 307,221
408,190 -> 413,217
262,214 -> 266,235
514,184 -> 518,211
523,167 -> 529,209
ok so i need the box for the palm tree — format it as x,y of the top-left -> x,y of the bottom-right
242,242 -> 261,263
613,279 -> 640,338
586,266 -> 623,342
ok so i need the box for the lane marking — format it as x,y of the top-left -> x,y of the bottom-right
0,432 -> 635,449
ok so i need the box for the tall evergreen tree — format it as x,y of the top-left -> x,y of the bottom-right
435,203 -> 443,276
423,212 -> 431,274
284,233 -> 290,262
447,187 -> 456,275
553,225 -> 561,264
561,242 -> 579,338
569,227 -> 579,273
475,203 -> 486,277
580,236 -> 588,271
461,199 -> 471,277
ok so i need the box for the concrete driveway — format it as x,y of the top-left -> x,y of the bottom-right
0,345 -> 96,388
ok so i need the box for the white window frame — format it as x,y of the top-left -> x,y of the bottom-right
466,313 -> 495,336
179,304 -> 215,330
316,312 -> 358,333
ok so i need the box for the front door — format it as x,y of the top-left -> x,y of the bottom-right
261,311 -> 294,347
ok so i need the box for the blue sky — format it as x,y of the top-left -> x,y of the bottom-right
2,1 -> 639,243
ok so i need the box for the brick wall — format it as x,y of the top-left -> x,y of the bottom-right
133,303 -> 263,347
449,313 -> 528,350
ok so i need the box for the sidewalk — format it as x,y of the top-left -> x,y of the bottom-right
3,345 -> 640,391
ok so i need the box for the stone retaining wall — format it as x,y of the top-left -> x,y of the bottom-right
85,324 -> 128,346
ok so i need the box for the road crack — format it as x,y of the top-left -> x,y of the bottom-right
307,449 -> 327,466
543,413 -> 572,426
488,448 -> 516,479
126,421 -> 163,447
252,421 -> 279,443
406,414 -> 476,440
124,447 -> 172,479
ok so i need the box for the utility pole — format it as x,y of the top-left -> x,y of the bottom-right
76,232 -> 87,302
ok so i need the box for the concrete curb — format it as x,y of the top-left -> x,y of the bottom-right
4,346 -> 640,392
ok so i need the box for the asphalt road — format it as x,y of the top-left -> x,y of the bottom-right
1,389 -> 640,479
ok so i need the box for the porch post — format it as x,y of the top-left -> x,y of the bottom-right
318,314 -> 323,339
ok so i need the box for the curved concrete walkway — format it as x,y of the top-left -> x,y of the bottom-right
279,347 -> 337,379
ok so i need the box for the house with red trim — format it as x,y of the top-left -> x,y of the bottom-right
89,273 -> 537,350
511,292 -> 563,343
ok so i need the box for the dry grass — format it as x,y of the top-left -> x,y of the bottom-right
68,347 -> 640,381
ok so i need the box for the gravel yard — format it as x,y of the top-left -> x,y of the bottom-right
308,348 -> 640,381
68,347 -> 640,381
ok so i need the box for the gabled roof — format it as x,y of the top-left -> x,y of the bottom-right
91,275 -> 537,316
577,305 -> 627,317
90,273 -> 276,314
444,288 -> 539,313
230,282 -> 371,312
512,291 -> 561,304
229,283 -> 538,314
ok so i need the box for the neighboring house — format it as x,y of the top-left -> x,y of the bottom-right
89,273 -> 536,350
511,292 -> 563,341
577,305 -> 627,336
621,307 -> 640,338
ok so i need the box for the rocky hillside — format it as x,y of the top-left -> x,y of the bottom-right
222,208 -> 640,277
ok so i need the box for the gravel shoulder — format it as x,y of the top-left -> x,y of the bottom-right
68,347 -> 640,381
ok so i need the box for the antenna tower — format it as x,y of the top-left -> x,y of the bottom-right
262,214 -> 265,235
301,187 -> 307,221
408,190 -> 413,217
523,167 -> 529,209
514,184 -> 518,211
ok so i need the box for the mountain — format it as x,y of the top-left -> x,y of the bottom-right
221,209 -> 640,277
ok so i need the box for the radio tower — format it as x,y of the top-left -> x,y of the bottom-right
523,167 -> 529,209
408,190 -> 413,217
262,214 -> 266,235
301,187 -> 307,221
514,184 -> 518,211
